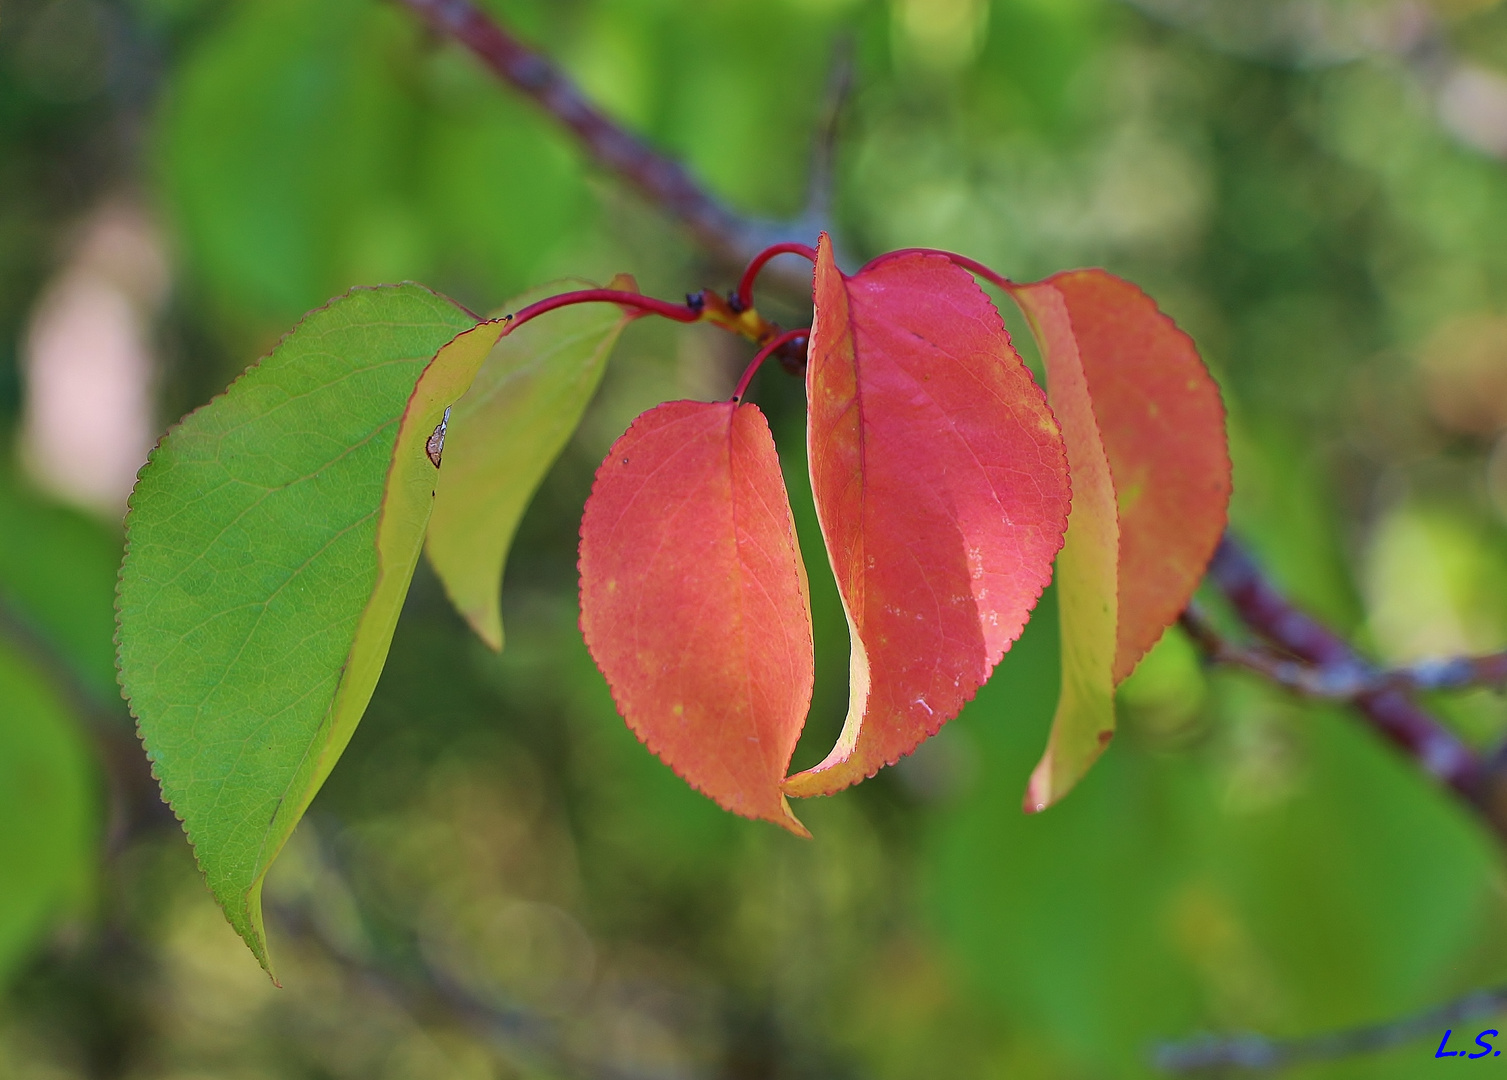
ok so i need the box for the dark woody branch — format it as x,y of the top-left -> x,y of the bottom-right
1200,535 -> 1488,811
1180,603 -> 1507,701
1179,603 -> 1374,700
396,0 -> 1505,767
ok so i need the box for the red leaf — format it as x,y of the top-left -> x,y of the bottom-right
579,399 -> 813,834
1012,270 -> 1230,809
784,235 -> 1071,798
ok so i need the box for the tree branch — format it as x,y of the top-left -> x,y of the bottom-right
1179,603 -> 1372,700
1202,535 -> 1486,809
1153,984 -> 1507,1073
1180,603 -> 1507,700
389,2 -> 1505,808
395,0 -> 808,268
801,34 -> 854,232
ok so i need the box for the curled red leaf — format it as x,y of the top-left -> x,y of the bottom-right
579,399 -> 813,834
784,235 -> 1071,798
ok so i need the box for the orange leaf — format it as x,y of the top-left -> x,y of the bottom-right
579,400 -> 813,834
1011,281 -> 1121,811
1013,270 -> 1230,809
784,235 -> 1071,798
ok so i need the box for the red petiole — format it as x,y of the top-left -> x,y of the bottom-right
732,328 -> 810,403
502,246 -> 824,401
734,242 -> 818,311
860,248 -> 1014,293
502,288 -> 704,335
499,248 -> 1012,411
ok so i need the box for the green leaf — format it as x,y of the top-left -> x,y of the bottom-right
427,280 -> 632,650
117,284 -> 503,971
0,635 -> 96,986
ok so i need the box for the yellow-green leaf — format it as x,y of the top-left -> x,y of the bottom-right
427,280 -> 632,649
1013,282 -> 1119,812
1012,271 -> 1230,811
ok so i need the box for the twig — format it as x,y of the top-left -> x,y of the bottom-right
395,0 -> 807,268
15,589 -> 668,1079
267,817 -> 703,1080
1180,604 -> 1507,700
1179,603 -> 1372,699
1396,651 -> 1507,693
1153,983 -> 1507,1073
1204,535 -> 1486,809
801,34 -> 855,232
1170,544 -> 1507,1074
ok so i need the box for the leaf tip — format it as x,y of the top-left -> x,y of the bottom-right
1022,761 -> 1054,815
1023,718 -> 1115,814
775,796 -> 812,839
457,599 -> 503,653
228,881 -> 280,982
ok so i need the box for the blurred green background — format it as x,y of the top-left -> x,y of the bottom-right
7,0 -> 1507,1075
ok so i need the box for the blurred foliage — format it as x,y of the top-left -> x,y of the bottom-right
9,0 -> 1507,1076
0,467 -> 124,701
0,634 -> 95,987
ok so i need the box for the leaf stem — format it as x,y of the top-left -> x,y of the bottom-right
503,288 -> 703,336
732,328 -> 810,403
734,242 -> 818,311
